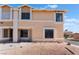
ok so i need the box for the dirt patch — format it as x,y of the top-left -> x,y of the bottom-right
0,42 -> 79,55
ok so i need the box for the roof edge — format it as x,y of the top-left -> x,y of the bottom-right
32,9 -> 67,13
17,4 -> 32,8
0,4 -> 13,8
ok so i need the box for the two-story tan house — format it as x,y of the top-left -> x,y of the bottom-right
0,5 -> 66,43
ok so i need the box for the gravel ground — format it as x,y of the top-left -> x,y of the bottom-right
0,42 -> 79,55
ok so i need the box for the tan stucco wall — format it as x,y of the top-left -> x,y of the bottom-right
21,6 -> 30,12
32,11 -> 55,21
0,21 -> 13,26
55,24 -> 64,38
0,6 -> 64,42
2,6 -> 10,12
19,21 -> 64,42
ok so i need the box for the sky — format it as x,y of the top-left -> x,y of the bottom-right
2,4 -> 79,33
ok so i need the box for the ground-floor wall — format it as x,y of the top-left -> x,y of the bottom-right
0,22 -> 64,42
19,21 -> 64,41
31,24 -> 64,42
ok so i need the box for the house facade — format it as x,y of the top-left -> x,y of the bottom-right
0,5 -> 66,43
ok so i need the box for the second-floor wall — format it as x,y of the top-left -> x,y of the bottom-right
0,5 -> 65,23
32,10 -> 54,21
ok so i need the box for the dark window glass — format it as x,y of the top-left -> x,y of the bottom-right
9,29 -> 13,38
56,13 -> 63,22
21,13 -> 30,19
45,29 -> 54,38
20,30 -> 28,37
3,29 -> 13,38
3,29 -> 8,37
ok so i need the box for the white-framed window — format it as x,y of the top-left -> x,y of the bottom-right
3,29 -> 13,38
1,6 -> 11,19
3,29 -> 9,37
56,13 -> 63,22
21,12 -> 30,19
20,29 -> 29,38
20,6 -> 32,20
44,28 -> 54,39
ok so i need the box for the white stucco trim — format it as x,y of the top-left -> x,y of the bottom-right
3,37 -> 11,39
13,8 -> 19,42
10,8 -> 13,20
19,29 -> 30,40
43,27 -> 56,40
2,29 -> 12,38
0,28 -> 3,40
0,7 -> 2,20
0,28 -> 13,40
0,26 -> 13,29
19,20 -> 54,22
19,8 -> 21,20
20,37 -> 29,39
30,7 -> 32,20
0,19 -> 13,21
55,38 -> 64,40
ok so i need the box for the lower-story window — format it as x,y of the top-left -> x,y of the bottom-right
3,29 -> 13,38
3,29 -> 9,38
20,30 -> 28,38
45,29 -> 54,38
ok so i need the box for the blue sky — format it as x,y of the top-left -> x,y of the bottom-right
2,4 -> 79,33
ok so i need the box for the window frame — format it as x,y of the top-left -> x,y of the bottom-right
1,7 -> 12,20
3,29 -> 10,38
21,12 -> 30,20
2,12 -> 11,19
55,12 -> 63,23
19,8 -> 32,21
19,29 -> 29,39
43,28 -> 55,39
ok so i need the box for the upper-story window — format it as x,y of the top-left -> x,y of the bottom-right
56,13 -> 63,22
21,13 -> 30,19
1,6 -> 11,19
21,6 -> 30,20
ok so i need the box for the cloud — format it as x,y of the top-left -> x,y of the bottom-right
64,16 -> 79,33
64,16 -> 79,24
39,4 -> 58,9
48,5 -> 58,9
64,18 -> 79,23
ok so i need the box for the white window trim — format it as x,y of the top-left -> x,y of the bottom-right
19,7 -> 32,21
19,30 -> 30,39
0,7 -> 2,20
54,12 -> 64,24
43,27 -> 55,39
10,8 -> 13,19
3,29 -> 10,38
